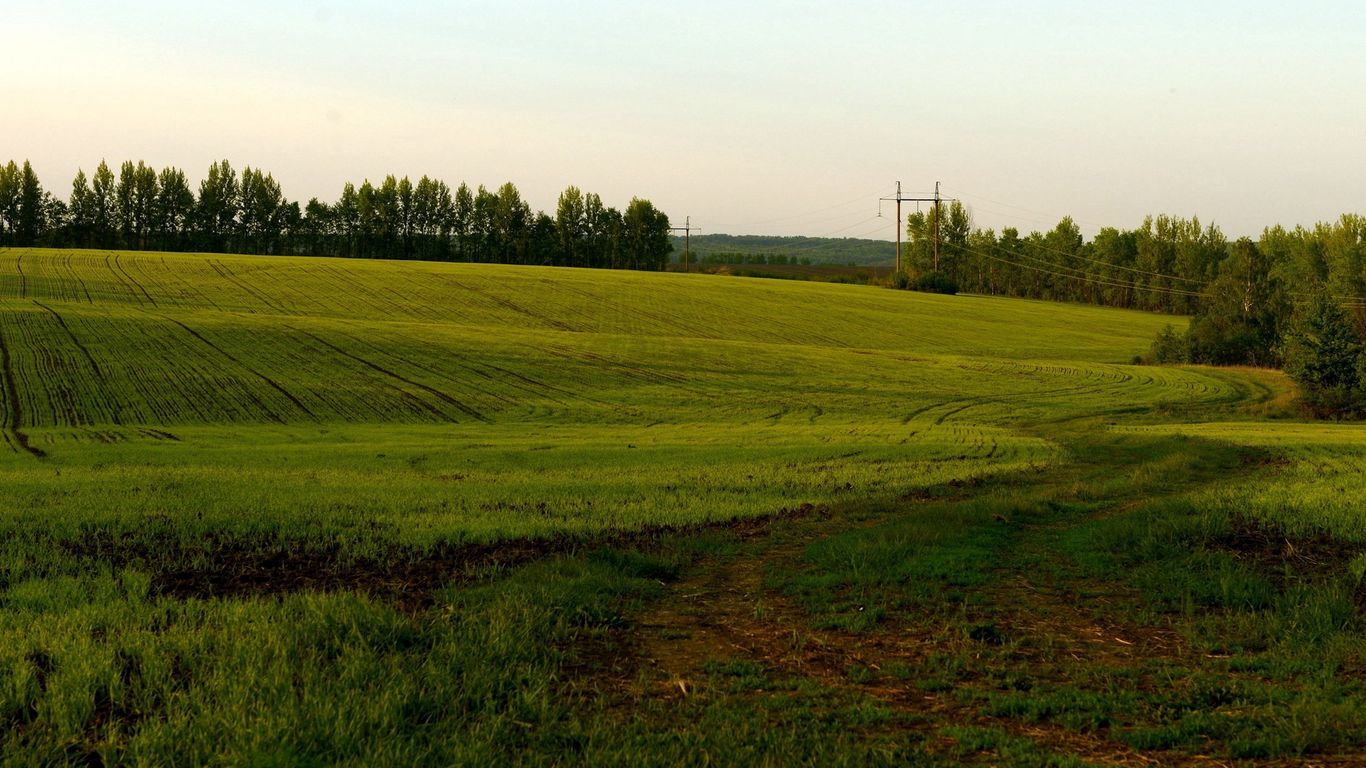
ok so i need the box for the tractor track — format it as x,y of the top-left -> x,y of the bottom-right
0,323 -> 45,458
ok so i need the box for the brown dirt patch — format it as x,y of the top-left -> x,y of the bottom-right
59,504 -> 830,609
1213,515 -> 1366,587
602,540 -> 1208,766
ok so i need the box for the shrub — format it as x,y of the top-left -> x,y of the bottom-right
1150,324 -> 1189,364
911,272 -> 958,295
1281,295 -> 1365,417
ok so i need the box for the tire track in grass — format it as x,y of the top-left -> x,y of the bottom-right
444,278 -> 576,331
258,262 -> 333,316
102,252 -> 146,306
22,311 -> 92,427
160,315 -> 317,422
321,263 -> 428,321
545,345 -> 694,387
317,264 -> 396,319
333,327 -> 542,411
137,427 -> 180,441
344,322 -> 587,409
146,255 -> 222,311
0,323 -> 46,458
206,258 -> 289,315
485,292 -> 575,331
32,300 -> 106,383
128,321 -> 237,424
65,252 -> 94,303
14,250 -> 26,298
112,253 -> 158,307
290,327 -> 489,423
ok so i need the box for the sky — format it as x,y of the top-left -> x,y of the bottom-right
7,1 -> 1366,240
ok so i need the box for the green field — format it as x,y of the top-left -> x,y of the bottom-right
2,248 -> 1363,765
0,249 -> 1226,544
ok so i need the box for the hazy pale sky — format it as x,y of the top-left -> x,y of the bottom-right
8,1 -> 1366,239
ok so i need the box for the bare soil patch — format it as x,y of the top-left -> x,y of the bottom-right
59,505 -> 829,609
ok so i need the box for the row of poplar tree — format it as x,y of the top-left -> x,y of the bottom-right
903,203 -> 1366,415
0,159 -> 673,270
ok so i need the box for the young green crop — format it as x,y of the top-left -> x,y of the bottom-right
8,246 -> 1356,765
1123,421 -> 1366,545
0,247 -> 1236,549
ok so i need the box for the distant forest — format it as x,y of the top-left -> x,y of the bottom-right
671,234 -> 893,267
0,159 -> 673,270
898,201 -> 1364,317
901,202 -> 1366,415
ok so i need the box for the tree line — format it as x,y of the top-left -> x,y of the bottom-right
0,159 -> 673,270
903,204 -> 1366,416
673,233 -> 891,267
698,252 -> 816,266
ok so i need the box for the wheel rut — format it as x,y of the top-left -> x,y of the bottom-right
0,322 -> 45,457
582,426 -> 1282,766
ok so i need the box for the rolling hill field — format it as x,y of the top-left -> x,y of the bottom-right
0,248 -> 1231,544
1,248 -> 1362,765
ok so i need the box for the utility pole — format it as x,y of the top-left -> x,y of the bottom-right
669,216 -> 700,273
933,182 -> 942,273
880,182 -> 947,274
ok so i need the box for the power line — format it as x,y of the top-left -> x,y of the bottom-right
995,232 -> 1210,286
881,182 -> 953,273
902,189 -> 1214,287
959,240 -> 1366,308
742,187 -> 894,228
949,190 -> 1243,289
715,186 -> 1366,307
816,214 -> 884,238
947,186 -> 1110,232
844,221 -> 898,240
953,241 -> 1211,299
668,216 -> 700,273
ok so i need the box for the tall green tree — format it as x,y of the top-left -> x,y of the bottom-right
67,169 -> 96,247
1134,216 -> 1180,312
452,182 -> 475,261
1322,214 -> 1366,334
154,167 -> 195,250
196,160 -> 239,252
905,201 -> 970,277
1282,294 -> 1365,416
17,161 -> 47,246
115,161 -> 158,249
300,198 -> 333,256
0,161 -> 18,245
0,161 -> 48,247
584,192 -> 615,268
622,198 -> 671,270
1092,227 -> 1139,308
90,161 -> 117,248
555,186 -> 587,268
334,183 -> 360,258
1186,238 -> 1288,366
238,167 -> 286,254
492,182 -> 530,264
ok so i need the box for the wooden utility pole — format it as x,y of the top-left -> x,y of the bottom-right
669,216 -> 700,273
933,181 -> 942,273
881,182 -> 943,274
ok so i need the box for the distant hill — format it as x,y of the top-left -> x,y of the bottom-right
669,234 -> 895,267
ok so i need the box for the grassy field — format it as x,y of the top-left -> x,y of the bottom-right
0,248 -> 1225,546
1,247 -> 1362,765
